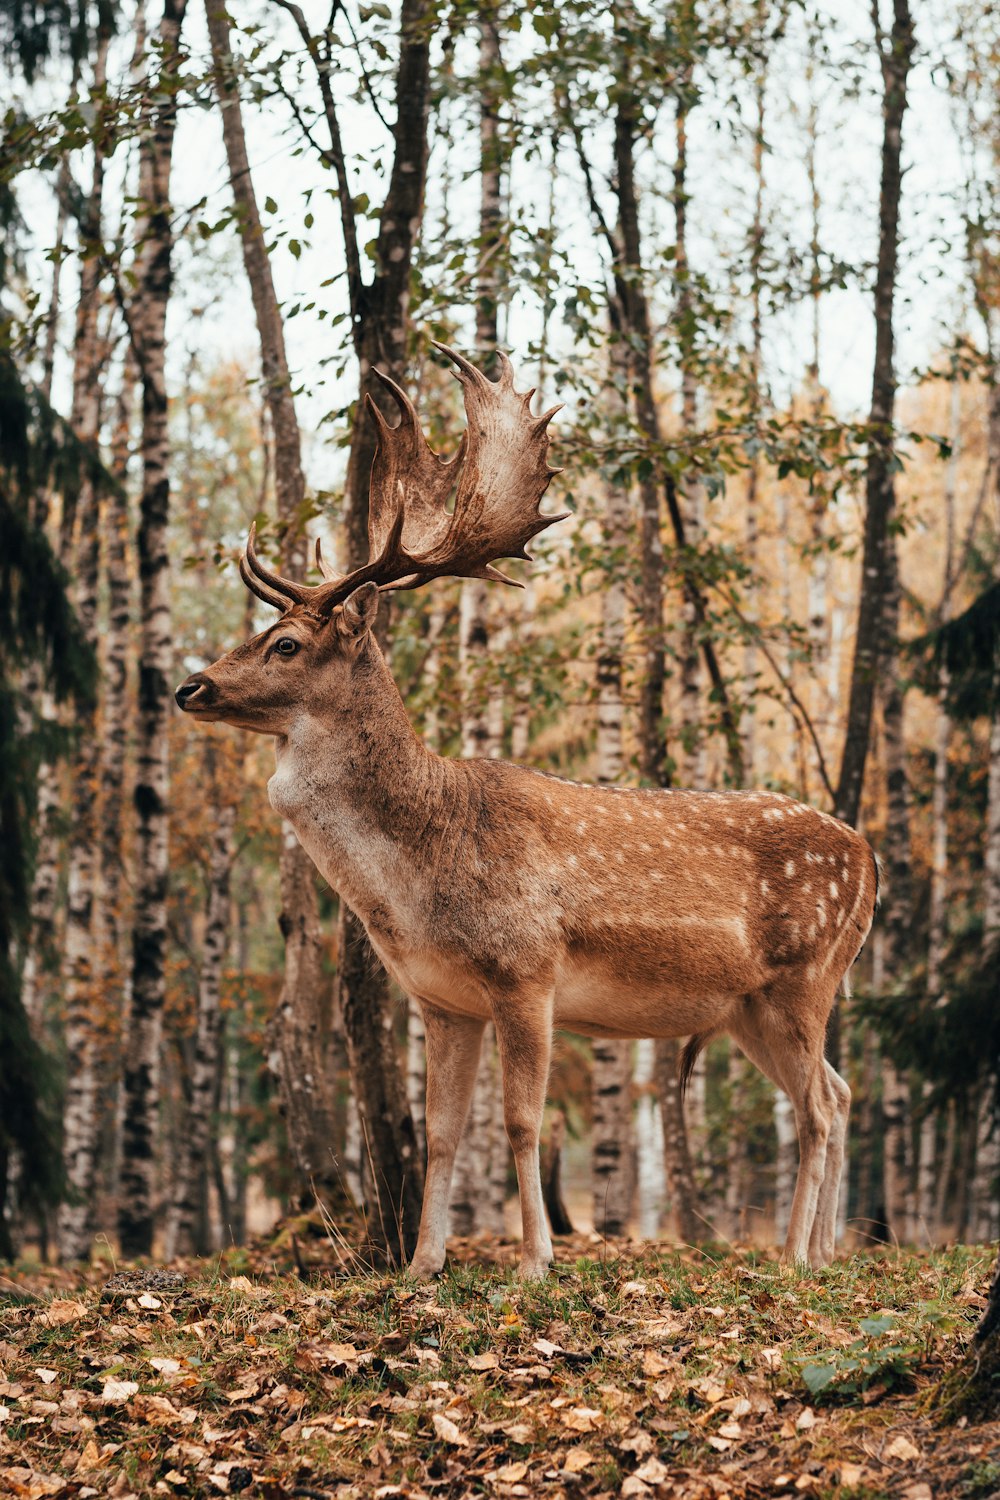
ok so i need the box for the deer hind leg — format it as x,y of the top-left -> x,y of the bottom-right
492,987 -> 555,1281
730,1009 -> 834,1269
808,1061 -> 851,1268
409,1004 -> 486,1280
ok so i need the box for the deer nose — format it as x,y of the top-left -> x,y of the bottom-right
175,674 -> 215,711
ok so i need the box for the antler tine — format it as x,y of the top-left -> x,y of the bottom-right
239,551 -> 293,613
241,523 -> 310,612
314,535 -> 344,584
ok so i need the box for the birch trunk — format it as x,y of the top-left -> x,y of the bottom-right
450,8 -> 509,1237
205,0 -> 347,1216
741,60 -> 765,779
118,0 -> 188,1255
57,45 -> 109,1258
589,345 -> 636,1238
590,1039 -> 633,1238
167,783 -> 235,1257
634,1039 -> 665,1240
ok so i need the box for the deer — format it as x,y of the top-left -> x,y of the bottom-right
176,345 -> 879,1280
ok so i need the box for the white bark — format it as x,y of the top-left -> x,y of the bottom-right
592,1038 -> 634,1237
634,1039 -> 664,1240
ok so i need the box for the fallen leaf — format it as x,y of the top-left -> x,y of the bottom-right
431,1413 -> 468,1446
468,1351 -> 499,1372
75,1443 -> 103,1473
621,1281 -> 648,1297
502,1422 -> 533,1444
885,1435 -> 921,1463
41,1300 -> 87,1328
621,1479 -> 652,1498
642,1348 -> 671,1377
149,1357 -> 181,1378
100,1379 -> 139,1405
228,1275 -> 254,1293
796,1407 -> 817,1430
129,1394 -> 179,1426
137,1292 -> 162,1310
493,1462 -> 529,1483
33,1370 -> 58,1386
718,1421 -> 743,1439
561,1405 -> 602,1433
634,1456 -> 670,1483
839,1462 -> 866,1487
707,1435 -> 731,1452
562,1449 -> 593,1474
903,1485 -> 932,1500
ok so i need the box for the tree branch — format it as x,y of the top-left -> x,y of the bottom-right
271,0 -> 366,335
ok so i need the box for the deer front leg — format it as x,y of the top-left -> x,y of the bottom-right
492,987 -> 555,1281
409,1004 -> 486,1280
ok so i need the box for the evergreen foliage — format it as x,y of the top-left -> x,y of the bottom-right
0,348 -> 99,1250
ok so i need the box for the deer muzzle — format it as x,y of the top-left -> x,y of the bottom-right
175,673 -> 217,712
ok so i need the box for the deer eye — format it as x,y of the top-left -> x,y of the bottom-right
274,637 -> 299,657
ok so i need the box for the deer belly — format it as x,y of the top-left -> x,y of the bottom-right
554,914 -> 763,1039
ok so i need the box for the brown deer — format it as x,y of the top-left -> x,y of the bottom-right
177,345 -> 878,1278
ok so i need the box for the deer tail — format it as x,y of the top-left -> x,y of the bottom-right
679,1033 -> 710,1099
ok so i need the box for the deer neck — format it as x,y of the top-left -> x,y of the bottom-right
268,637 -> 450,922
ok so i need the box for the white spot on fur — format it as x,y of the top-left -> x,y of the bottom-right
760,879 -> 770,895
816,902 -> 827,928
830,881 -> 839,900
577,821 -> 587,835
785,860 -> 795,878
568,854 -> 578,867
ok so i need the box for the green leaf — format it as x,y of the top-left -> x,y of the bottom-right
859,1316 -> 895,1336
264,196 -> 277,214
801,1362 -> 838,1396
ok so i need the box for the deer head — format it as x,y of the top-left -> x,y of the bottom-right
175,345 -> 565,735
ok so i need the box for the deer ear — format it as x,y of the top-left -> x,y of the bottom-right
338,581 -> 380,642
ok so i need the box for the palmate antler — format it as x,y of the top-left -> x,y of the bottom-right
240,344 -> 566,616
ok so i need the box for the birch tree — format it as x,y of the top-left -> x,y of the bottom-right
57,24 -> 111,1262
118,0 -> 190,1256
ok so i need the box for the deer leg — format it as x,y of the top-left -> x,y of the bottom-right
730,1016 -> 833,1268
492,990 -> 554,1281
808,1061 -> 851,1267
409,1004 -> 486,1280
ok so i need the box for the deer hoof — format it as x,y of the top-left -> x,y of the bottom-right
407,1255 -> 444,1282
515,1257 -> 552,1282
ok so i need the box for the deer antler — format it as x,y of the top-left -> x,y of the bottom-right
239,346 -> 566,614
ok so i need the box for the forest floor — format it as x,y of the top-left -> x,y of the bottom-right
0,1235 -> 998,1500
